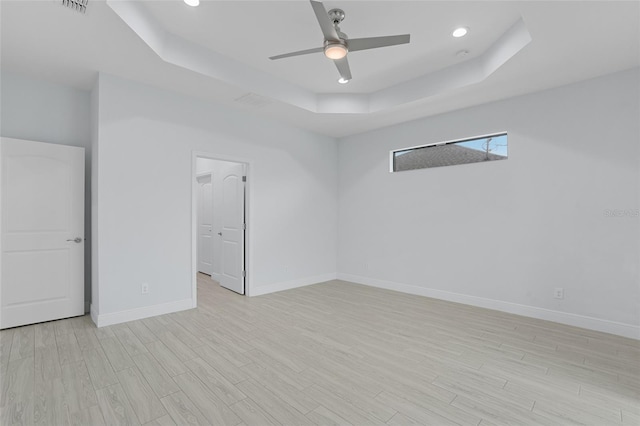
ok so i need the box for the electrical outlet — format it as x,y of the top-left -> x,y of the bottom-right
141,282 -> 149,295
554,287 -> 564,299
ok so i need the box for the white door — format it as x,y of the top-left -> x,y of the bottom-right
1,138 -> 85,329
197,174 -> 214,275
217,163 -> 245,295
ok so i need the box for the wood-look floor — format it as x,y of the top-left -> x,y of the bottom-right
1,274 -> 639,426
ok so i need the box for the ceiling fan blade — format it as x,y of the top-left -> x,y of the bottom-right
347,34 -> 411,52
269,47 -> 324,60
310,0 -> 340,42
334,57 -> 352,81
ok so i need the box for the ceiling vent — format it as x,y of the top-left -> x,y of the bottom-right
62,0 -> 88,14
234,93 -> 273,109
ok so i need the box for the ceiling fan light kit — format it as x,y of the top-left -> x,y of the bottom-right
269,0 -> 411,83
324,41 -> 348,60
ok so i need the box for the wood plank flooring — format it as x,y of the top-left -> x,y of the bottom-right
1,274 -> 639,425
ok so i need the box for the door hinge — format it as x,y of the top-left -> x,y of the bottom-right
242,223 -> 246,230
242,270 -> 246,277
242,176 -> 247,182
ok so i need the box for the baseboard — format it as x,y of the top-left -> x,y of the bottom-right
90,303 -> 98,326
91,298 -> 194,327
337,273 -> 640,340
250,273 -> 337,297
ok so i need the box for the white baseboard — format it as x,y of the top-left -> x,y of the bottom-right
337,273 -> 640,340
250,273 -> 337,297
91,298 -> 194,327
90,303 -> 98,326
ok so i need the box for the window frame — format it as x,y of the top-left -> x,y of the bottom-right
389,131 -> 508,173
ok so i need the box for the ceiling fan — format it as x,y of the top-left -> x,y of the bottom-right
269,0 -> 410,83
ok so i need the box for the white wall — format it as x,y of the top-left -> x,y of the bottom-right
5,69 -> 637,338
338,68 -> 640,338
0,72 -> 93,310
196,157 -> 216,175
92,74 -> 338,325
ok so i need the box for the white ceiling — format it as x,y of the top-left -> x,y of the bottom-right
144,1 -> 523,93
1,1 -> 638,137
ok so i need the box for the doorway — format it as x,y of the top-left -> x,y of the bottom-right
196,173 -> 214,275
192,155 -> 248,301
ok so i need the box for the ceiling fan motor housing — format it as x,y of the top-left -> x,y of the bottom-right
324,39 -> 348,49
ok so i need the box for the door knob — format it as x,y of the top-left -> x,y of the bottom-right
217,232 -> 222,236
66,237 -> 83,243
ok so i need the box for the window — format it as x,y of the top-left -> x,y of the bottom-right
391,132 -> 508,172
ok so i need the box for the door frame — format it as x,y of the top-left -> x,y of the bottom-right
191,151 -> 252,306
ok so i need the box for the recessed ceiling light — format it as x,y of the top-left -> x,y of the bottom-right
452,27 -> 468,38
338,77 -> 350,84
184,0 -> 199,7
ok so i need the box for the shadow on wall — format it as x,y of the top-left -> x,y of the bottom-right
0,72 -> 93,311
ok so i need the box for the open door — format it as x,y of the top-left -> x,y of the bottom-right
1,138 -> 85,329
196,173 -> 214,275
217,162 -> 245,295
